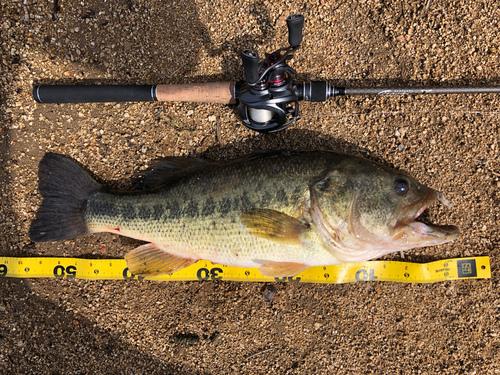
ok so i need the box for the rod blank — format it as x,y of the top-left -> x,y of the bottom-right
344,86 -> 500,96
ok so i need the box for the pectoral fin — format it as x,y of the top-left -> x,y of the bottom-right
241,209 -> 309,245
258,261 -> 309,277
124,243 -> 196,277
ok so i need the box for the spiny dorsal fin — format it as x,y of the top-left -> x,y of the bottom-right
124,243 -> 196,277
241,209 -> 309,245
136,150 -> 287,190
136,157 -> 209,189
258,261 -> 309,277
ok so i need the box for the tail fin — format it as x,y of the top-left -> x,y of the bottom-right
29,153 -> 102,242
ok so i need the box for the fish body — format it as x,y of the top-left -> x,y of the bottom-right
30,151 -> 459,277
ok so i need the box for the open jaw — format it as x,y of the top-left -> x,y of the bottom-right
395,190 -> 460,246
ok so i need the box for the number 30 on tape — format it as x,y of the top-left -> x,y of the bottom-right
0,256 -> 490,284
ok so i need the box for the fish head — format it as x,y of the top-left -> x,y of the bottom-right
310,159 -> 460,262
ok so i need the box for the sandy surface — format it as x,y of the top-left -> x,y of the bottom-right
1,0 -> 499,373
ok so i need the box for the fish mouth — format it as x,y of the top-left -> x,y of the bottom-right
395,190 -> 460,245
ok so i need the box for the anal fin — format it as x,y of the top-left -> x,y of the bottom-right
258,261 -> 309,277
124,243 -> 196,277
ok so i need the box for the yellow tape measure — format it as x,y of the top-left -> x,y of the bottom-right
0,256 -> 490,283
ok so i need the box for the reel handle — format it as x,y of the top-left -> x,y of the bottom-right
286,14 -> 304,47
241,49 -> 260,84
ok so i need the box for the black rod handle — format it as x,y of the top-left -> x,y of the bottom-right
33,85 -> 156,103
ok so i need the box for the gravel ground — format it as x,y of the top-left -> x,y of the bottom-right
1,0 -> 500,373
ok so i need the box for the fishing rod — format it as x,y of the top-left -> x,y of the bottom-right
33,14 -> 500,133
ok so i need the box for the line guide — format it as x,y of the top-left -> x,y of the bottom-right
0,256 -> 490,284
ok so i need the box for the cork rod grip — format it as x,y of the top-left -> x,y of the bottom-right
156,82 -> 236,104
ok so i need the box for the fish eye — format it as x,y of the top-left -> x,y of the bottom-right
394,179 -> 409,195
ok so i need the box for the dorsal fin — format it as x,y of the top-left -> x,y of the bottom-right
135,157 -> 209,189
236,149 -> 284,159
135,150 -> 287,190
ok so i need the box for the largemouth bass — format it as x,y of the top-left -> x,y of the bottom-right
29,151 -> 459,277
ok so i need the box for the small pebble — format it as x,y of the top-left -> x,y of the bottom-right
262,284 -> 277,302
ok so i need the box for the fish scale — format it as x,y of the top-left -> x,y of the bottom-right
84,152 -> 336,267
